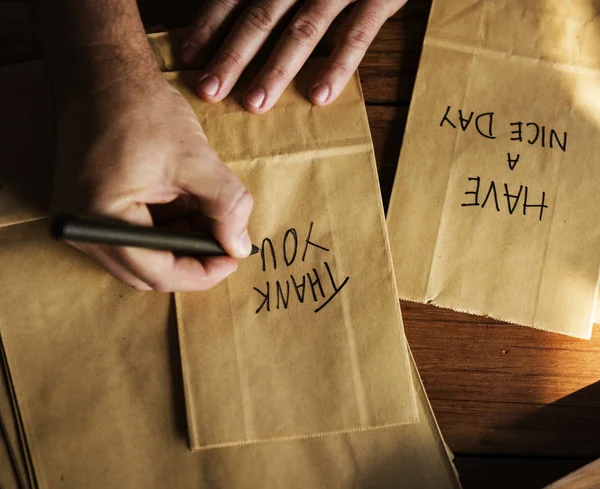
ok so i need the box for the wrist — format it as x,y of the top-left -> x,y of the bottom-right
52,41 -> 165,110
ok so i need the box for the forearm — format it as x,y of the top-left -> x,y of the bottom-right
31,0 -> 162,109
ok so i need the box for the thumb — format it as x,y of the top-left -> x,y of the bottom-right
175,150 -> 254,258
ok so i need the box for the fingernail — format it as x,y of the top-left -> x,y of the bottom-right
238,229 -> 252,257
310,84 -> 330,104
245,87 -> 265,109
198,75 -> 220,97
181,41 -> 199,65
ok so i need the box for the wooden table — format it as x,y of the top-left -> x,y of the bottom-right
3,1 -> 600,487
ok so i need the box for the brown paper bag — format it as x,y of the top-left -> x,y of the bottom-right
0,342 -> 32,489
172,67 -> 417,449
0,219 -> 458,488
386,0 -> 600,338
0,424 -> 20,489
0,48 -> 417,449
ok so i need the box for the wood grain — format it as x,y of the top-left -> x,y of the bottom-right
2,1 -> 600,487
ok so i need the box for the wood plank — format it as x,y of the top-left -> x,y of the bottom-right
403,301 -> 600,457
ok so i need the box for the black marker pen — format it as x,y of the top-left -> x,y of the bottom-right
50,214 -> 259,257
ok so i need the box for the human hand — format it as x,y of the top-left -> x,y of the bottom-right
51,72 -> 254,292
181,0 -> 408,113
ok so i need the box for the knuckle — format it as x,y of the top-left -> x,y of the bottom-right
235,188 -> 254,216
212,173 -> 250,220
329,59 -> 351,76
243,3 -> 277,33
217,49 -> 245,70
192,18 -> 218,38
264,62 -> 289,82
344,26 -> 374,49
215,0 -> 239,9
287,16 -> 322,45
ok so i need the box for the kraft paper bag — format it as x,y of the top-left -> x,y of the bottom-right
0,48 -> 417,448
0,425 -> 20,489
386,0 -> 600,338
0,343 -> 32,489
0,219 -> 458,488
171,68 -> 418,449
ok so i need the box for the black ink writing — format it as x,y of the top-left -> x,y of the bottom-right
510,121 -> 566,151
481,180 -> 500,212
507,153 -> 520,171
283,229 -> 298,266
314,262 -> 351,313
253,282 -> 270,313
254,222 -> 349,314
461,177 -> 481,207
440,106 -> 496,139
253,262 -> 350,314
261,238 -> 277,272
302,221 -> 329,261
504,184 -> 523,215
523,187 -> 548,221
260,222 -> 329,272
461,177 -> 549,221
307,268 -> 325,302
276,280 -> 290,309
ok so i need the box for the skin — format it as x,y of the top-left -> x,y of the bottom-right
181,0 -> 408,112
36,0 -> 253,292
34,0 -> 407,292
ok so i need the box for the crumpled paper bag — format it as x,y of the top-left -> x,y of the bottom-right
387,0 -> 600,338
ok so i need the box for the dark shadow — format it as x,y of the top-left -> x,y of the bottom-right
373,0 -> 432,212
510,381 -> 600,460
454,456 -> 592,489
166,294 -> 188,440
0,60 -> 54,222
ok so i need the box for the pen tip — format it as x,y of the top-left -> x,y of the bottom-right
250,244 -> 260,256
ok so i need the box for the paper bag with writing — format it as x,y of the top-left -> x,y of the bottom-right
172,67 -> 417,449
0,48 -> 458,487
0,36 -> 417,448
387,0 -> 600,338
0,219 -> 458,488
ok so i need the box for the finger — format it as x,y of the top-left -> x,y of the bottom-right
182,0 -> 250,66
175,151 -> 254,259
74,242 -> 153,291
309,1 -> 402,106
243,0 -> 349,113
117,246 -> 239,292
196,0 -> 295,102
75,207 -> 239,292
